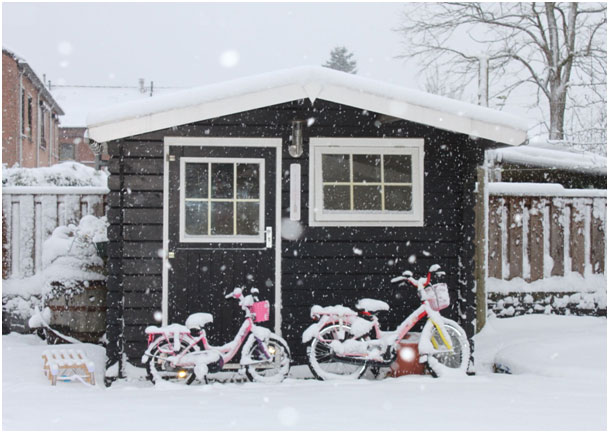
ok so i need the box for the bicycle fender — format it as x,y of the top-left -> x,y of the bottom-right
302,315 -> 356,343
419,316 -> 452,356
240,332 -> 290,365
302,317 -> 332,343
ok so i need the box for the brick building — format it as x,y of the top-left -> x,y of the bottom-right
58,127 -> 98,166
2,48 -> 64,168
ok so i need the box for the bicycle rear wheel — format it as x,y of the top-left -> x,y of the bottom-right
146,336 -> 197,384
307,323 -> 367,380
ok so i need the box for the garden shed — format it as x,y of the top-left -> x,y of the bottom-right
86,66 -> 528,373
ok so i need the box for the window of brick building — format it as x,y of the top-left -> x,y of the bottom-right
26,96 -> 33,138
39,103 -> 47,149
59,142 -> 75,161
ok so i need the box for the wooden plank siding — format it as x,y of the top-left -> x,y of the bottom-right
105,99 -> 486,366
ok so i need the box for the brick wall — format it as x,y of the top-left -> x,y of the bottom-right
2,52 -> 20,167
2,50 -> 62,168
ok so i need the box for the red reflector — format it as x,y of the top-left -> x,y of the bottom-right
362,311 -> 371,316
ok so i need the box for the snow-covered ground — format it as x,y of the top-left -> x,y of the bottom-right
2,315 -> 606,430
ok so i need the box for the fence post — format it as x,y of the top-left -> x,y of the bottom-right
474,167 -> 487,332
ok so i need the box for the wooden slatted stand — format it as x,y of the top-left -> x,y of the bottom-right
42,349 -> 95,385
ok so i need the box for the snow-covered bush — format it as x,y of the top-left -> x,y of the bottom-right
2,215 -> 108,330
42,215 -> 108,300
2,161 -> 108,187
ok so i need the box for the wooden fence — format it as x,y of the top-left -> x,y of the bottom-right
2,187 -> 108,279
475,179 -> 607,329
487,186 -> 606,281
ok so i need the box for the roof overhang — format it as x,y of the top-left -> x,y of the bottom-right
87,66 -> 529,145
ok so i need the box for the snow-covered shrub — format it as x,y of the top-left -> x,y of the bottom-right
2,161 -> 108,187
2,215 -> 108,333
42,215 -> 108,300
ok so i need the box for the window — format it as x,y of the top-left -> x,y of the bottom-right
180,157 -> 265,243
309,138 -> 424,226
39,103 -> 47,149
27,96 -> 33,138
59,142 -> 75,161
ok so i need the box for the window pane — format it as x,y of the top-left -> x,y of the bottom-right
385,186 -> 412,211
237,164 -> 259,199
211,164 -> 233,198
185,163 -> 208,199
322,154 -> 350,182
210,202 -> 233,235
237,202 -> 260,235
323,185 -> 350,210
353,185 -> 382,210
353,154 -> 381,183
185,202 -> 208,235
384,155 -> 412,183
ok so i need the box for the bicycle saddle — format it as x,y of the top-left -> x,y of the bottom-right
355,298 -> 390,313
185,313 -> 214,330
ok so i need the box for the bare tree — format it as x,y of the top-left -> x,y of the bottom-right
396,3 -> 606,147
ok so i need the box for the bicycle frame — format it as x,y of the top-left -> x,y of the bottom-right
314,273 -> 453,364
149,317 -> 255,369
144,289 -> 273,370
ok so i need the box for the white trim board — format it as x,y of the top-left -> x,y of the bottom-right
309,137 -> 425,227
161,137 -> 282,337
88,66 -> 528,146
178,156 -> 266,244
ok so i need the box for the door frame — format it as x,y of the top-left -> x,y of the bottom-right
162,137 -> 283,335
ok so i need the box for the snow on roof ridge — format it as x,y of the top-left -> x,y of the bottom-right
86,65 -> 529,134
489,140 -> 607,175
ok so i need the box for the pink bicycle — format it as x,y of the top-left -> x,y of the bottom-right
142,287 -> 291,384
302,265 -> 470,380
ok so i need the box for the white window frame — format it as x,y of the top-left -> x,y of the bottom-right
179,156 -> 266,243
309,137 -> 424,227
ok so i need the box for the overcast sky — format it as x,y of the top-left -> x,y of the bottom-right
2,2 -> 419,89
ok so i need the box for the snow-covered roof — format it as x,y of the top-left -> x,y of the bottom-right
488,141 -> 607,176
87,66 -> 529,145
3,47 -> 64,116
51,85 -> 177,127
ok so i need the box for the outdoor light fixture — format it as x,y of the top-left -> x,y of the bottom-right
289,120 -> 304,158
177,370 -> 188,379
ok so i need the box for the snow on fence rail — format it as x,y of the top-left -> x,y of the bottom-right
2,186 -> 108,279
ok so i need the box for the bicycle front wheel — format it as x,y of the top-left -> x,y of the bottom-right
242,334 -> 291,383
307,323 -> 367,380
423,319 -> 470,377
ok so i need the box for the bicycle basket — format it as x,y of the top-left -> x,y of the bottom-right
425,283 -> 450,311
249,300 -> 270,323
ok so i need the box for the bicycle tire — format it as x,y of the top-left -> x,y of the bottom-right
423,319 -> 470,377
307,323 -> 368,380
242,333 -> 291,383
146,335 -> 198,384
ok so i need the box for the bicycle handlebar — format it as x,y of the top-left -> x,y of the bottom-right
391,271 -> 434,288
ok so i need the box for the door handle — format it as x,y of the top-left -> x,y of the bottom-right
265,226 -> 273,248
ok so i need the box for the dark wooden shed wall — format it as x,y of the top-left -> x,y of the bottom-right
105,99 -> 484,367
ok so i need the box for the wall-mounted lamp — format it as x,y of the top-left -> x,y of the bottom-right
289,120 -> 305,158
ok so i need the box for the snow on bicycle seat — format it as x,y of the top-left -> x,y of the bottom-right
310,305 -> 357,318
145,323 -> 190,335
355,298 -> 390,313
185,313 -> 213,329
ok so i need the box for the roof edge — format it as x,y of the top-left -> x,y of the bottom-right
87,66 -> 529,145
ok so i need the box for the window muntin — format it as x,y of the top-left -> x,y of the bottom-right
310,138 -> 424,226
180,157 -> 264,242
